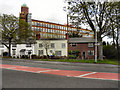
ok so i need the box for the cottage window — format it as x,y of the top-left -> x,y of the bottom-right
51,43 -> 55,48
38,50 -> 43,56
55,51 -> 61,56
62,43 -> 66,48
88,50 -> 94,56
88,43 -> 93,47
12,49 -> 16,55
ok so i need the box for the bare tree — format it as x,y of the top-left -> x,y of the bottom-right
42,40 -> 51,58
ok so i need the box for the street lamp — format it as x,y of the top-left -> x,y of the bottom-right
67,14 -> 69,60
64,0 -> 70,60
95,0 -> 98,63
95,27 -> 97,63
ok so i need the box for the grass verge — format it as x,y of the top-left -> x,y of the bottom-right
33,59 -> 119,65
3,57 -> 119,65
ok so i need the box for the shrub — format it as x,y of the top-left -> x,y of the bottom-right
103,45 -> 118,59
69,55 -> 77,59
31,55 -> 37,59
3,52 -> 8,56
21,55 -> 28,59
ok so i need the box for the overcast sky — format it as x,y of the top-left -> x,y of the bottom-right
0,0 -> 67,24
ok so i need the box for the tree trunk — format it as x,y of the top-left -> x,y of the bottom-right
46,48 -> 48,59
98,34 -> 103,60
116,28 -> 119,61
8,39 -> 11,57
98,41 -> 103,60
112,24 -> 115,48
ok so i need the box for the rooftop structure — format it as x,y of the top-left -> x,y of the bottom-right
22,3 -> 27,7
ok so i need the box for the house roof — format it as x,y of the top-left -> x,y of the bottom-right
69,37 -> 95,43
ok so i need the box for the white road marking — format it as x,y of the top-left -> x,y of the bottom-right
75,72 -> 97,77
78,76 -> 119,81
36,70 -> 60,73
5,67 -> 16,69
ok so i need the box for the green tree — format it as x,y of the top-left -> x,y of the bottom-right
102,41 -> 106,46
0,14 -> 33,57
18,19 -> 33,42
107,2 -> 120,60
103,45 -> 118,59
65,1 -> 120,60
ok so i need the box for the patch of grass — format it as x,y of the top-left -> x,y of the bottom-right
33,59 -> 119,65
4,57 -> 119,65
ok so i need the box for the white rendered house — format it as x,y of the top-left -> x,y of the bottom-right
35,39 -> 68,57
0,43 -> 36,58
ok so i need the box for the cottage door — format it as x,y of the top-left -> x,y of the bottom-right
82,52 -> 86,59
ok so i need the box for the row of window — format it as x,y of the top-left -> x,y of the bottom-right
39,43 -> 66,48
12,44 -> 32,47
32,27 -> 67,34
32,21 -> 92,33
38,50 -> 94,56
0,44 -> 32,48
36,33 -> 66,39
38,50 -> 61,56
32,22 -> 68,30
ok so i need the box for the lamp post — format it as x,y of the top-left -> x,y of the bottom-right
67,14 -> 69,60
95,0 -> 98,63
65,0 -> 72,60
95,27 -> 97,63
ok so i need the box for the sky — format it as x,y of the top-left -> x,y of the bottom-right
0,0 -> 67,24
0,0 -> 113,42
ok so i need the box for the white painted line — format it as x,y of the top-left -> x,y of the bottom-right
75,72 -> 97,77
79,76 -> 119,81
36,70 -> 60,73
4,67 -> 16,69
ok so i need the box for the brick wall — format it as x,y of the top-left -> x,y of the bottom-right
69,43 -> 95,59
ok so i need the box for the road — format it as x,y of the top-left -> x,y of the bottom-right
1,59 -> 119,88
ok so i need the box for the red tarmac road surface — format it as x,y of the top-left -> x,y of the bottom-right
1,64 -> 119,81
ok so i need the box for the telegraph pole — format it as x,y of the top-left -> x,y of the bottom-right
95,28 -> 97,63
95,0 -> 98,63
67,14 -> 69,60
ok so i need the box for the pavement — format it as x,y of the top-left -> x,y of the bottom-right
2,58 -> 119,68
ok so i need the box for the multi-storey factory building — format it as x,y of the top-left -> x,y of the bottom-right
20,4 -> 94,40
